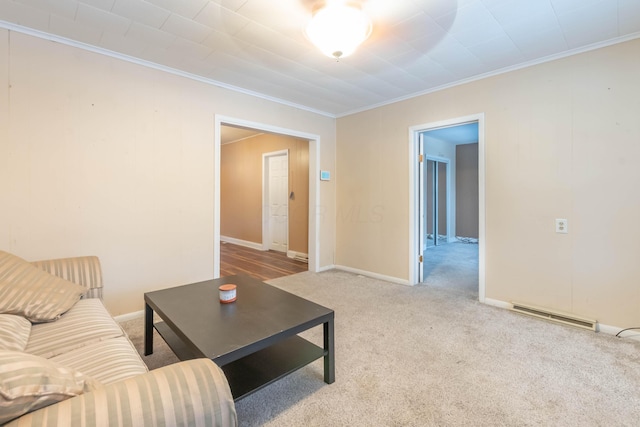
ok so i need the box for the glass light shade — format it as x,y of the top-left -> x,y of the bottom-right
305,3 -> 372,59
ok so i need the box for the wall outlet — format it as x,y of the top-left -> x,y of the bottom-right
555,218 -> 568,234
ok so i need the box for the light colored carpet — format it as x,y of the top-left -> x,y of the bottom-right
121,270 -> 640,426
423,241 -> 479,294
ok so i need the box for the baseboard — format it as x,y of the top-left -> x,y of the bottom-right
599,323 -> 640,342
334,265 -> 410,286
317,264 -> 336,273
483,298 -> 640,342
597,323 -> 620,336
114,310 -> 144,323
483,298 -> 513,310
220,236 -> 264,251
114,292 -> 640,343
287,250 -> 308,262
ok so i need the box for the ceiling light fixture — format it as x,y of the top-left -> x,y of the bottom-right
305,1 -> 372,60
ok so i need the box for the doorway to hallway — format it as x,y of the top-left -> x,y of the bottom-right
216,117 -> 320,280
409,114 -> 485,301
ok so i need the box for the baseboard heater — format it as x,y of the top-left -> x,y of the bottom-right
511,302 -> 597,331
287,252 -> 308,263
293,254 -> 308,263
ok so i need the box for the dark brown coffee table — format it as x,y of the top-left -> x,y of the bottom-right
144,275 -> 335,401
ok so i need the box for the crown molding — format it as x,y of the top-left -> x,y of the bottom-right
2,20 -> 638,121
0,20 -> 336,119
336,31 -> 640,118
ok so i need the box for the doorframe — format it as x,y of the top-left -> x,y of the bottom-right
214,115 -> 321,277
408,113 -> 486,302
262,149 -> 290,252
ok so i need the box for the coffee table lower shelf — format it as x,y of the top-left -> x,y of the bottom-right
154,322 -> 327,401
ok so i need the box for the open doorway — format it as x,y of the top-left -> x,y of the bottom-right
215,116 -> 320,280
421,123 -> 479,294
409,114 -> 485,301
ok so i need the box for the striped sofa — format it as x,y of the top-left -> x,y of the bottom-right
1,255 -> 236,426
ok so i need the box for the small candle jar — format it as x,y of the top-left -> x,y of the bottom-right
219,284 -> 237,303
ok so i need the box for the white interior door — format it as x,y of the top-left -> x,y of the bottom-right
267,153 -> 288,252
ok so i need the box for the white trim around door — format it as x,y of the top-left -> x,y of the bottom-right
408,113 -> 486,303
214,115 -> 321,277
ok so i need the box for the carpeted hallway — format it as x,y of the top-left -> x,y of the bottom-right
121,270 -> 640,426
422,241 -> 479,294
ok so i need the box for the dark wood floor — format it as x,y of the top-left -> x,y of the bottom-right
220,242 -> 307,281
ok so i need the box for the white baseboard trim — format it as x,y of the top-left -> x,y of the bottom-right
334,265 -> 410,286
598,323 -> 640,341
483,298 -> 640,342
114,310 -> 144,323
220,236 -> 264,251
287,250 -> 308,262
317,264 -> 336,272
598,323 -> 619,335
483,298 -> 513,310
113,293 -> 640,342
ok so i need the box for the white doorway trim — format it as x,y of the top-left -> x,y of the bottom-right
214,115 -> 321,277
262,149 -> 289,252
408,113 -> 486,302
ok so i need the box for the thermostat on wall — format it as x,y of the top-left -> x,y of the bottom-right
320,170 -> 330,181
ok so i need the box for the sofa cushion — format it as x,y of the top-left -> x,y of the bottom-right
31,256 -> 104,300
25,299 -> 124,359
51,336 -> 148,385
3,359 -> 237,427
0,350 -> 101,424
0,251 -> 85,323
0,315 -> 31,352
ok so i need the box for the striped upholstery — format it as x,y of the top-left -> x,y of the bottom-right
25,299 -> 124,359
31,256 -> 103,300
0,251 -> 86,323
0,350 -> 101,425
4,359 -> 238,427
6,254 -> 236,425
51,336 -> 148,385
0,315 -> 31,351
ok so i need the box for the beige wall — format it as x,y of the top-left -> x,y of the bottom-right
456,143 -> 479,238
336,38 -> 640,327
0,29 -> 336,316
4,26 -> 639,328
220,133 -> 309,254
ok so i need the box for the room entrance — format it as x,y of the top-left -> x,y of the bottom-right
410,114 -> 486,301
215,116 -> 321,278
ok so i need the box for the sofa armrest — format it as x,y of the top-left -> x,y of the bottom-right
31,256 -> 103,299
5,359 -> 237,427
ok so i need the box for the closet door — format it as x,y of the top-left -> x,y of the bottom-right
425,159 -> 448,247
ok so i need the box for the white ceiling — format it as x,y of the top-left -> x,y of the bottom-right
1,0 -> 639,117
